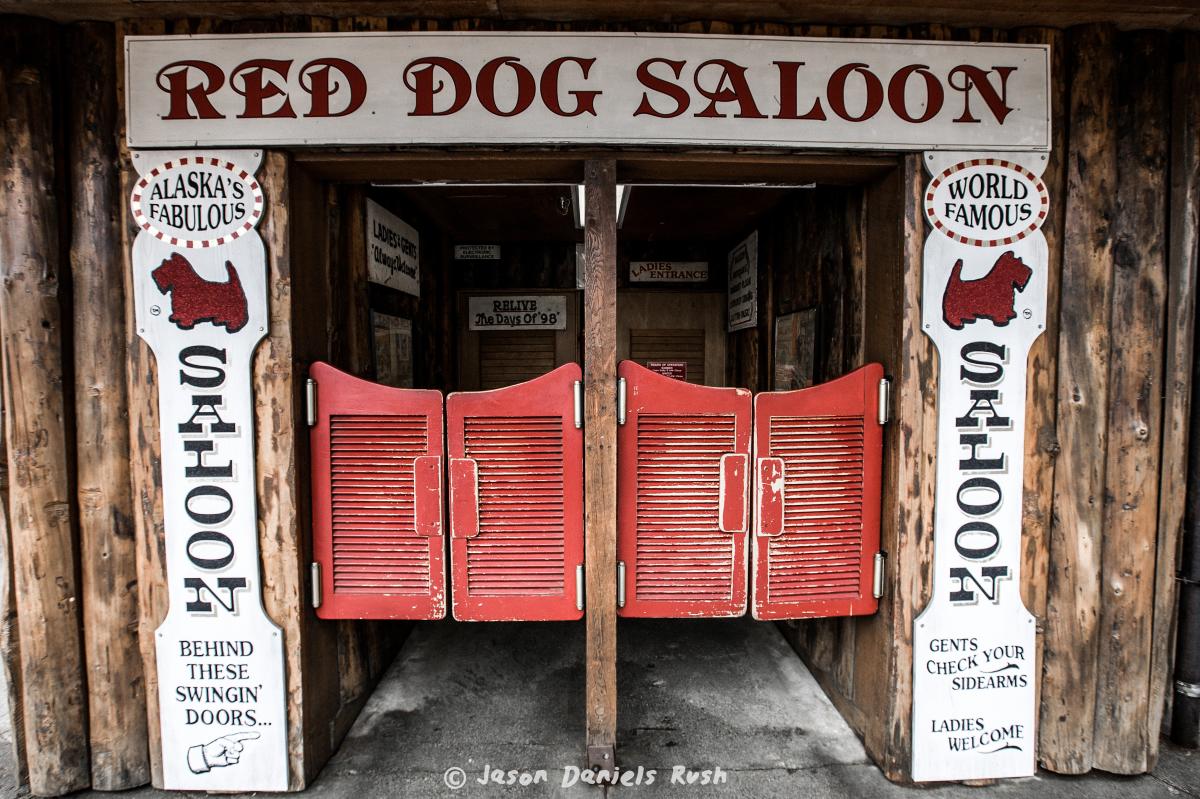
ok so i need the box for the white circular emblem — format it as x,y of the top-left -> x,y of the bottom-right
130,156 -> 263,249
925,159 -> 1048,248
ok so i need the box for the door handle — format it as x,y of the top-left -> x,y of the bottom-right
718,452 -> 749,534
449,457 -> 480,539
757,457 -> 785,537
413,455 -> 443,537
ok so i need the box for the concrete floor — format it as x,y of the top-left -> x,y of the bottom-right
0,617 -> 1196,798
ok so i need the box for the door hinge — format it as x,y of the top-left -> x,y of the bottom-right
617,377 -> 627,425
873,552 -> 886,599
573,380 -> 583,429
575,564 -> 585,611
305,378 -> 318,427
617,561 -> 627,608
310,562 -> 322,609
877,378 -> 891,426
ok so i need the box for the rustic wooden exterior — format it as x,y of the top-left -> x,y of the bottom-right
0,5 -> 1196,795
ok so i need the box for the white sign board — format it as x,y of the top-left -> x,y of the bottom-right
727,232 -> 758,332
454,244 -> 501,260
911,153 -> 1048,782
372,311 -> 414,388
125,33 -> 1050,152
366,199 -> 419,296
129,150 -> 288,791
630,260 -> 709,283
468,295 -> 568,330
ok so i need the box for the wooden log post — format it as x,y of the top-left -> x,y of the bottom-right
115,17 -> 169,787
1152,29 -> 1200,758
878,155 -> 939,779
1040,23 -> 1118,775
1094,30 -> 1170,774
583,158 -> 618,767
255,151 -> 310,791
1011,25 -> 1067,767
66,21 -> 150,791
0,325 -> 28,789
0,17 -> 91,796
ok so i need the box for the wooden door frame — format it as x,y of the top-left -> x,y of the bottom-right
287,148 -> 910,775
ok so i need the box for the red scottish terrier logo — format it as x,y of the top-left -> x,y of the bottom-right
151,253 -> 249,333
942,251 -> 1033,330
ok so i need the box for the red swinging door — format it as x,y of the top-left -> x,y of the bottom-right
446,363 -> 585,621
309,362 -> 446,620
752,363 -> 885,620
616,361 -> 752,618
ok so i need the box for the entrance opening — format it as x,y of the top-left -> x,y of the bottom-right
287,153 -> 904,784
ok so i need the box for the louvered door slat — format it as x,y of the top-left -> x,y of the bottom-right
617,361 -> 751,618
752,363 -> 884,620
309,362 -> 446,620
447,363 -> 584,621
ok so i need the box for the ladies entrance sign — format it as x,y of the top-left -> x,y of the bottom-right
912,154 -> 1048,781
124,33 -> 1049,151
130,151 -> 288,791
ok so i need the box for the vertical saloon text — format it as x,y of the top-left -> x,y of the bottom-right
154,55 -> 1018,125
177,345 -> 248,616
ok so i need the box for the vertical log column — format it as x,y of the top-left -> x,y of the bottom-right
583,159 -> 618,767
1159,30 -> 1200,753
1094,30 -> 1170,774
115,19 -> 169,786
1011,27 -> 1066,764
0,17 -> 90,796
66,21 -> 150,791
1040,24 -> 1118,774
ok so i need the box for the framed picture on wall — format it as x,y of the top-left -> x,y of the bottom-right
371,310 -> 414,388
773,308 -> 817,391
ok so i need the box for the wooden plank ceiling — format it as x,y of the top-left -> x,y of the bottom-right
1,0 -> 1197,29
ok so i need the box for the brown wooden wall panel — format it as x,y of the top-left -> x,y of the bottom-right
479,331 -> 558,389
629,329 -> 706,384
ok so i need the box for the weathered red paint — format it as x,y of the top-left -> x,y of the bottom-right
617,360 -> 752,618
446,363 -> 585,622
309,361 -> 446,620
751,363 -> 884,620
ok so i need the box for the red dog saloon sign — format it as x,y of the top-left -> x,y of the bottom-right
912,154 -> 1047,781
130,150 -> 288,791
124,33 -> 1050,151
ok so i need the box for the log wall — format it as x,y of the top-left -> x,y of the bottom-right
0,10 -> 1193,795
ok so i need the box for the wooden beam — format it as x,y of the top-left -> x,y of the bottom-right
1011,25 -> 1066,770
1040,23 -> 1118,775
1093,30 -> 1171,775
115,17 -> 170,788
1,1 -> 1199,30
877,154 -> 937,780
1150,29 -> 1200,761
66,21 -> 151,791
583,158 -> 618,765
0,17 -> 90,796
0,310 -> 28,790
255,151 -> 310,791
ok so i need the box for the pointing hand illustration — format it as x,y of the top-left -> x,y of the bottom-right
187,732 -> 261,774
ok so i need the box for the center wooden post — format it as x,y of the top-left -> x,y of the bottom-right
583,159 -> 618,767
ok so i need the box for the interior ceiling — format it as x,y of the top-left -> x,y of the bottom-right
3,1 -> 1197,29
387,184 -> 795,243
